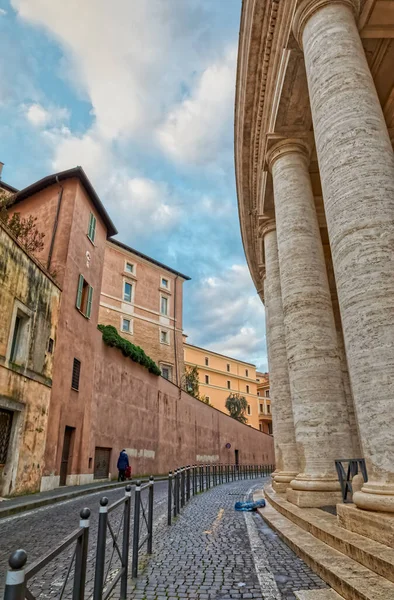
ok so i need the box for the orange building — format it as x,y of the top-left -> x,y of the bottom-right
184,343 -> 259,429
256,372 -> 272,435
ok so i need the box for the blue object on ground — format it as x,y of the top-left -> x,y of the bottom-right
234,499 -> 266,511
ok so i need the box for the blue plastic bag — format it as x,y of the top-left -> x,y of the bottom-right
234,499 -> 266,511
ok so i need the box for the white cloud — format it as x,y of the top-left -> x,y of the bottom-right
0,8 -> 7,16
157,48 -> 237,165
23,102 -> 70,128
186,264 -> 267,370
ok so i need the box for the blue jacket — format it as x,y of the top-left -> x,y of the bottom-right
117,451 -> 129,470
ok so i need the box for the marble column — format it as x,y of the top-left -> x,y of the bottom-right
263,220 -> 299,492
267,139 -> 354,507
294,0 -> 394,512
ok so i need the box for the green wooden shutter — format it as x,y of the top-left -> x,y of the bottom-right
88,213 -> 96,242
86,285 -> 93,318
76,274 -> 84,310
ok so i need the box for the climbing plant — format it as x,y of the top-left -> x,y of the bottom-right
98,324 -> 161,376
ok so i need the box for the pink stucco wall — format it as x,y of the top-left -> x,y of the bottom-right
92,342 -> 275,477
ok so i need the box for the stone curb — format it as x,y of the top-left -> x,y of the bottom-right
0,476 -> 168,520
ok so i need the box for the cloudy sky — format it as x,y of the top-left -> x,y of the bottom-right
0,0 -> 267,370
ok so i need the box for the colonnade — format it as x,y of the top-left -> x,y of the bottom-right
264,0 -> 394,512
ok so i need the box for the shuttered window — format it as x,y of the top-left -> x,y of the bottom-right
71,358 -> 81,391
87,213 -> 96,243
76,275 -> 93,318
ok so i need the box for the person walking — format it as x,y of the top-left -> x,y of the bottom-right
117,449 -> 129,481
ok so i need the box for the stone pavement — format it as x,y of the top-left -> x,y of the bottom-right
130,477 -> 328,600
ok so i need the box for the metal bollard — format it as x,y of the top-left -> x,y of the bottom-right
120,485 -> 132,599
181,468 -> 185,508
200,465 -> 204,492
132,481 -> 141,579
4,550 -> 27,600
176,469 -> 181,514
186,465 -> 191,501
173,470 -> 178,517
168,471 -> 173,525
147,477 -> 154,554
93,497 -> 108,600
73,507 -> 90,600
192,465 -> 195,495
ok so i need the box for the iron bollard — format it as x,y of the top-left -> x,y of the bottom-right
192,465 -> 195,495
93,497 -> 108,600
200,465 -> 203,492
173,470 -> 178,517
4,550 -> 27,600
73,507 -> 90,600
168,471 -> 173,525
226,464 -> 229,483
132,481 -> 141,579
147,477 -> 154,554
181,467 -> 185,508
186,465 -> 191,501
121,485 -> 132,599
176,469 -> 181,513
205,465 -> 208,489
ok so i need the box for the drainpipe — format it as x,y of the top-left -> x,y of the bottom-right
47,176 -> 64,271
173,275 -> 179,386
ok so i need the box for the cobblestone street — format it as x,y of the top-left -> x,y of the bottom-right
0,477 -> 329,599
130,478 -> 328,600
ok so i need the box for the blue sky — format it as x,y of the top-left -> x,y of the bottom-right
0,0 -> 267,370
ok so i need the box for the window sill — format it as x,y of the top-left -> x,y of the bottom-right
71,387 -> 79,392
159,286 -> 171,294
160,341 -> 170,346
86,234 -> 96,247
124,271 -> 137,280
121,330 -> 133,336
76,308 -> 90,320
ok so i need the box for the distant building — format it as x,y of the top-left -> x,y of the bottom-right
256,372 -> 272,435
184,343 -> 260,430
99,239 -> 189,386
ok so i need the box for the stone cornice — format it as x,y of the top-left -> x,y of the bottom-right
266,138 -> 311,172
293,0 -> 361,48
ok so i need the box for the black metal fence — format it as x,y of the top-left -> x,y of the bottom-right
3,464 -> 273,600
335,458 -> 367,503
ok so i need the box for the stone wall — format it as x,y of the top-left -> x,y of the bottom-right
91,342 -> 275,478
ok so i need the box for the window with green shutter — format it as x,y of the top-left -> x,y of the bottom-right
87,212 -> 96,243
76,274 -> 93,318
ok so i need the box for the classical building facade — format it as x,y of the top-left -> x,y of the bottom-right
184,343 -> 260,430
235,0 -> 394,534
99,239 -> 189,386
256,372 -> 272,434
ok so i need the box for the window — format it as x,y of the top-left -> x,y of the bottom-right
257,391 -> 260,396
265,390 -> 270,398
205,357 -> 209,366
205,375 -> 209,384
246,385 -> 250,394
245,369 -> 249,377
9,306 -> 31,365
227,380 -> 231,390
161,365 -> 172,380
125,262 -> 134,274
268,423 -> 273,435
76,275 -> 93,318
206,396 -> 210,402
122,318 -> 131,333
160,330 -> 169,344
267,404 -> 271,414
161,277 -> 169,289
259,424 -> 262,432
260,403 -> 263,413
227,364 -> 230,372
48,338 -> 54,353
87,213 -> 96,243
247,405 -> 251,415
123,281 -> 133,303
71,358 -> 81,391
161,295 -> 168,315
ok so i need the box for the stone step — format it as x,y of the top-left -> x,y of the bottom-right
259,499 -> 394,600
262,485 -> 394,585
295,591 -> 345,600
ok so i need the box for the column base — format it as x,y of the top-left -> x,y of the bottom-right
272,471 -> 299,494
337,503 -> 394,548
273,480 -> 291,493
353,484 -> 394,513
286,488 -> 343,508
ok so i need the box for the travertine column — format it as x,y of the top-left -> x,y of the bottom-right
263,220 -> 299,492
294,0 -> 394,512
267,139 -> 354,507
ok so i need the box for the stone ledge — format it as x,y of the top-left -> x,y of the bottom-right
295,590 -> 345,600
337,503 -> 394,548
262,484 -> 394,584
257,498 -> 394,599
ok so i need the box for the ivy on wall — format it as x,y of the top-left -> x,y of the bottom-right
98,324 -> 161,376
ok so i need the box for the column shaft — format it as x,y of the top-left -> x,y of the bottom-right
268,139 -> 354,507
296,0 -> 394,511
263,223 -> 299,492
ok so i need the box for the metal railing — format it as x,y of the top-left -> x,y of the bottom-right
167,463 -> 274,525
335,458 -> 368,503
3,464 -> 273,599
